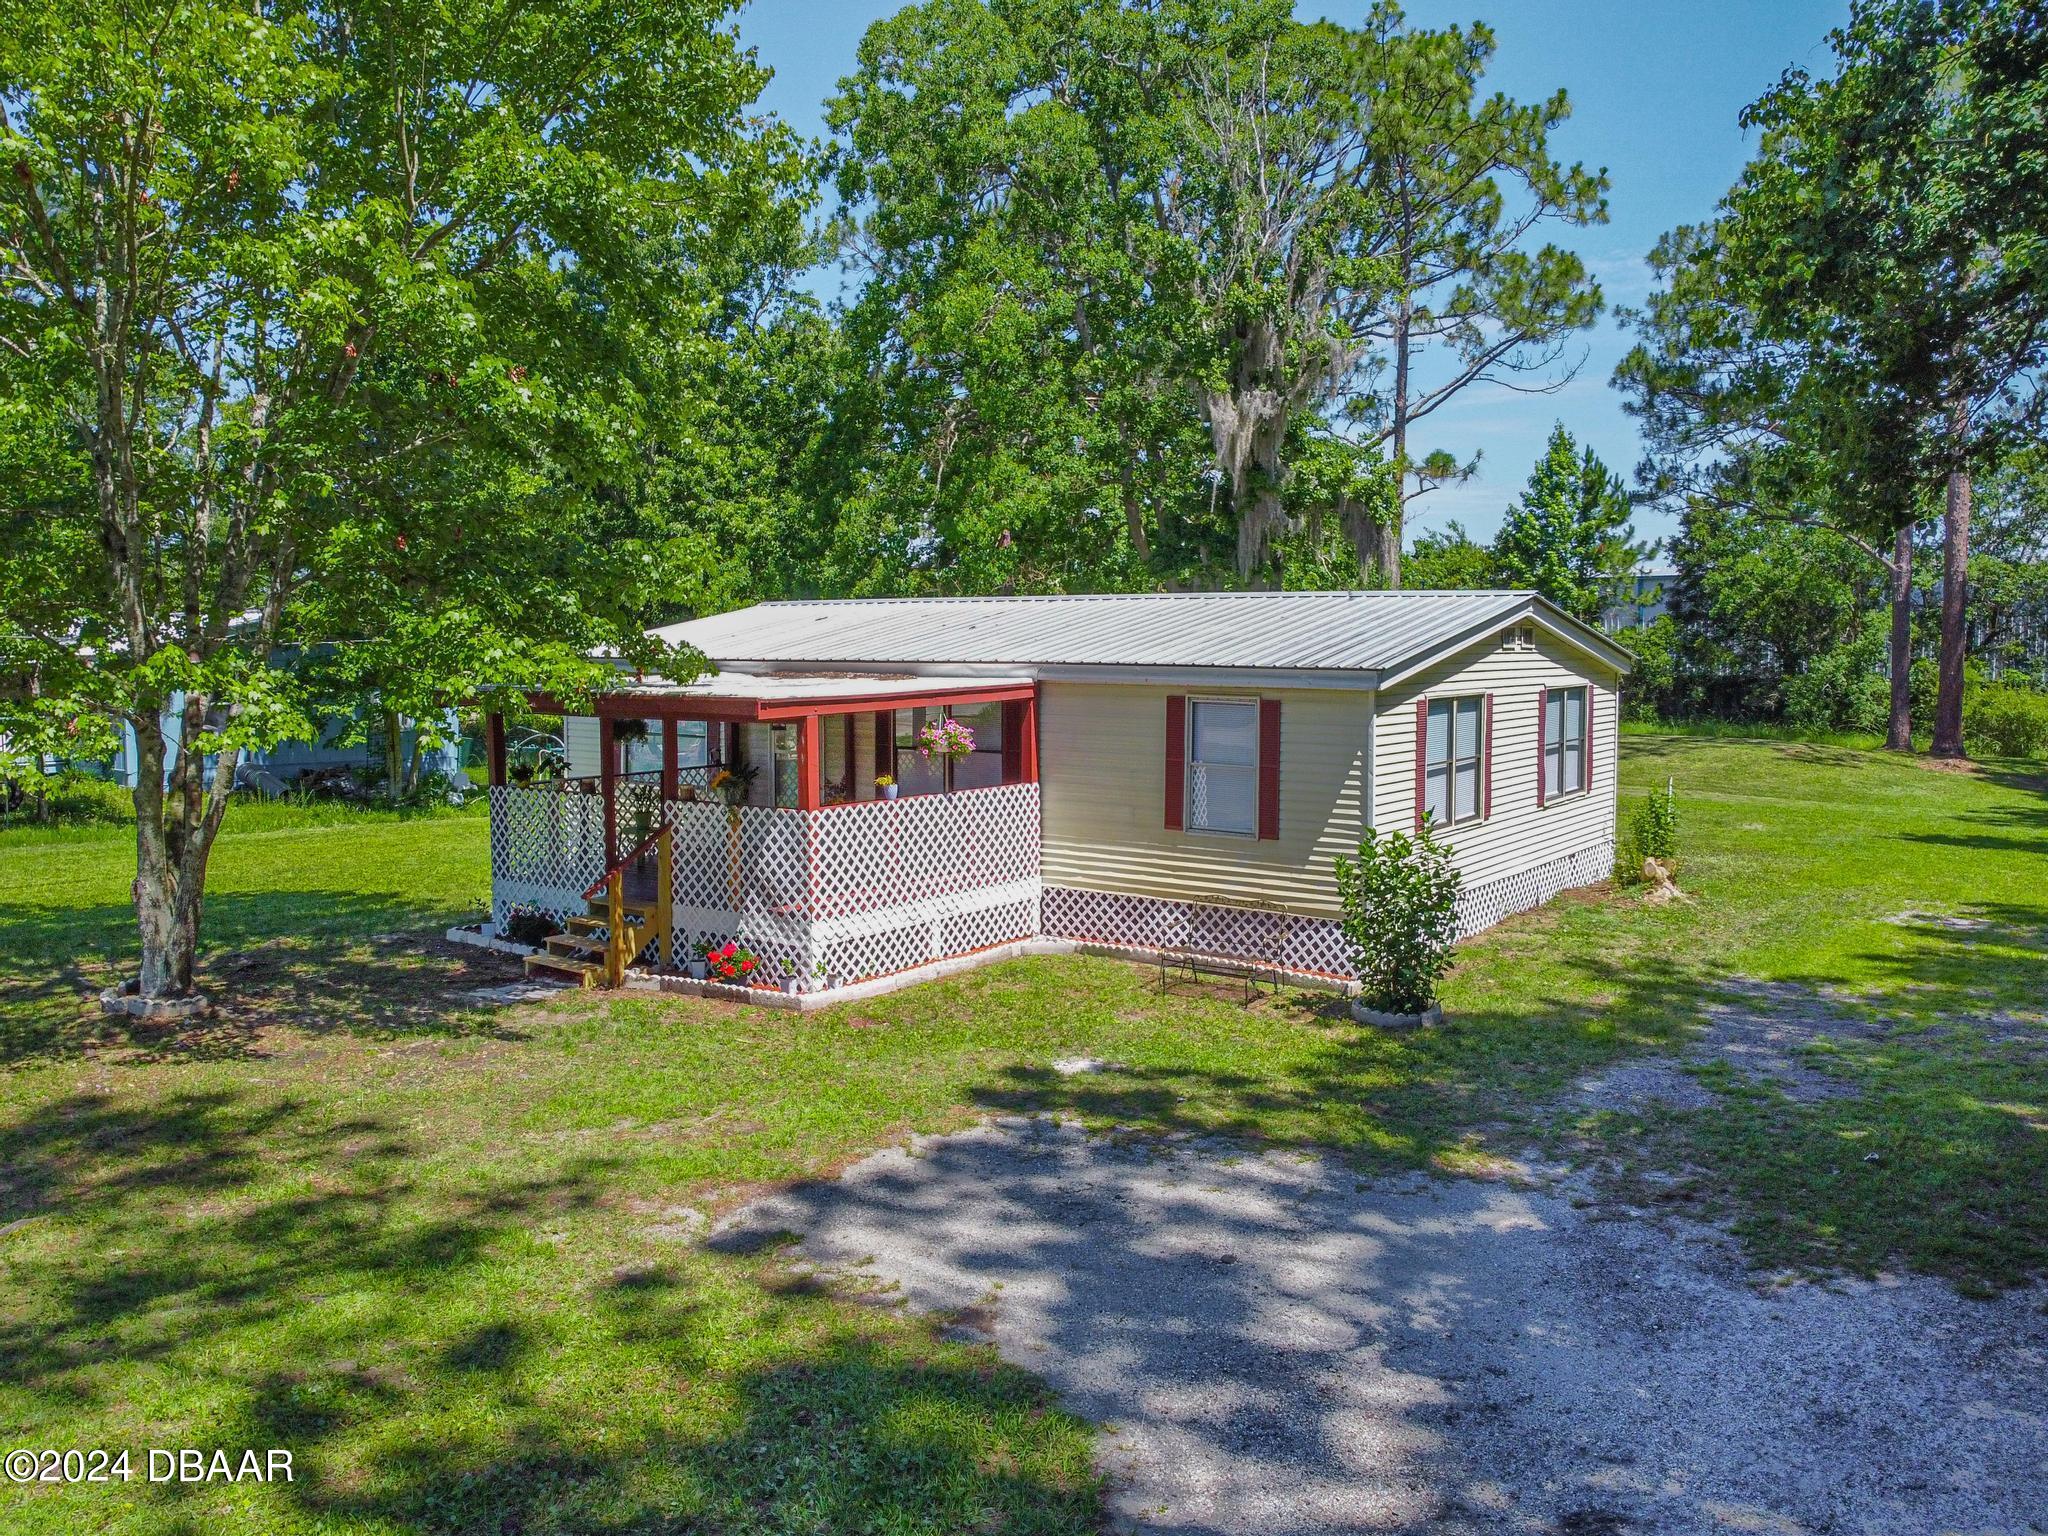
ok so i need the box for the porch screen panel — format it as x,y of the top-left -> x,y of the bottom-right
893,707 -> 946,797
821,714 -> 854,804
677,720 -> 709,768
947,701 -> 1005,791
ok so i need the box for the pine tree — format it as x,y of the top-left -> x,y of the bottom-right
1492,425 -> 1640,623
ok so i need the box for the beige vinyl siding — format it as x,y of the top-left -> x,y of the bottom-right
1039,682 -> 1372,919
853,711 -> 878,800
1373,629 -> 1620,890
564,715 -> 601,778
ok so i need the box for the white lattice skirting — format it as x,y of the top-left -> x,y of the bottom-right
1042,838 -> 1615,982
1453,839 -> 1614,939
489,786 -> 606,928
492,777 -> 1608,994
490,781 -> 1045,991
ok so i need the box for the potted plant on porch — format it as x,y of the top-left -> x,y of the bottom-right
1333,819 -> 1462,1030
874,773 -> 897,800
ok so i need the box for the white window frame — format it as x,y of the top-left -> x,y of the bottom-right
1184,695 -> 1260,838
1544,685 -> 1590,800
1424,695 -> 1487,828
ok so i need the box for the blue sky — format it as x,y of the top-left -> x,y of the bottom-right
734,0 -> 1849,549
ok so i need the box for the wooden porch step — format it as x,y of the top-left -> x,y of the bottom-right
564,915 -> 608,936
584,898 -> 660,922
545,932 -> 606,958
524,950 -> 601,986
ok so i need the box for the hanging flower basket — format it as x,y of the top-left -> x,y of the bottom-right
916,717 -> 975,765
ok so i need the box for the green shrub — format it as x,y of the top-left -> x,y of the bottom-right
1619,777 -> 1680,883
1333,820 -> 1463,1015
1782,619 -> 1891,735
1617,615 -> 1678,722
1964,684 -> 2048,759
500,906 -> 557,947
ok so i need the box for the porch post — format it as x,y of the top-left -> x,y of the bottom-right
796,712 -> 822,811
1019,689 -> 1040,782
598,715 -> 617,866
661,718 -> 678,802
485,712 -> 507,788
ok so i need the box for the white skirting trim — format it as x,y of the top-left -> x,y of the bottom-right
446,924 -> 541,958
1042,839 -> 1617,981
635,936 -> 1078,1011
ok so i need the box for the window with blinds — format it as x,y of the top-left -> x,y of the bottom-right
1424,696 -> 1485,827
1186,698 -> 1258,835
1544,685 -> 1588,797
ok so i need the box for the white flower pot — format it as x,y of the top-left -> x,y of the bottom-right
687,960 -> 707,981
1349,999 -> 1443,1031
880,784 -> 899,800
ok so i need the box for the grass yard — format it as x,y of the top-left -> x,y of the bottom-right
0,735 -> 2042,1534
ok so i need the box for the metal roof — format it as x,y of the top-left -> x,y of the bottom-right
650,591 -> 1630,683
632,669 -> 1033,702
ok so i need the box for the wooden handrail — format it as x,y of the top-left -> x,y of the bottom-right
584,820 -> 667,900
590,823 -> 673,987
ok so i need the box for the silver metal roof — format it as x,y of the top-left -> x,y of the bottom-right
625,669 -> 1031,701
649,591 -> 1629,683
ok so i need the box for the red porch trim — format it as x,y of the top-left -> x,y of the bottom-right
1018,692 -> 1039,783
485,712 -> 507,788
796,714 -> 823,811
598,715 -> 618,864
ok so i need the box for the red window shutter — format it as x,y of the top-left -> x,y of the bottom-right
1413,697 -> 1428,832
1585,688 -> 1596,792
1164,694 -> 1186,830
1257,697 -> 1281,840
1483,692 -> 1494,819
1536,686 -> 1549,807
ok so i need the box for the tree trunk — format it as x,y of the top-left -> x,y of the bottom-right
383,708 -> 403,803
1932,415 -> 1971,757
1884,522 -> 1915,752
403,732 -> 425,796
1118,458 -> 1151,564
129,706 -> 229,1000
1379,297 -> 1413,591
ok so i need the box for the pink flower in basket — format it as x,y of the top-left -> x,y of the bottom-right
915,717 -> 976,764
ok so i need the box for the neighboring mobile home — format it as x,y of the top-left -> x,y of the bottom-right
481,591 -> 1628,995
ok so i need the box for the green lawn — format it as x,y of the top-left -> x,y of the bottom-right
0,736 -> 2042,1534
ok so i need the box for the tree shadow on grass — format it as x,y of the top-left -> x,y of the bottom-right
0,892 -> 536,1067
271,1258 -> 1100,1536
0,1076 -> 1102,1535
968,948 -> 1724,1168
0,1088 -> 609,1399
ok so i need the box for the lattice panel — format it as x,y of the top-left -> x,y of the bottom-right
1454,839 -> 1613,938
1041,886 -> 1353,980
938,896 -> 1040,959
489,786 -> 606,927
809,783 -> 1041,919
655,787 -> 1042,992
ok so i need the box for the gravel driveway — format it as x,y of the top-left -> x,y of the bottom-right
712,1117 -> 2047,1536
